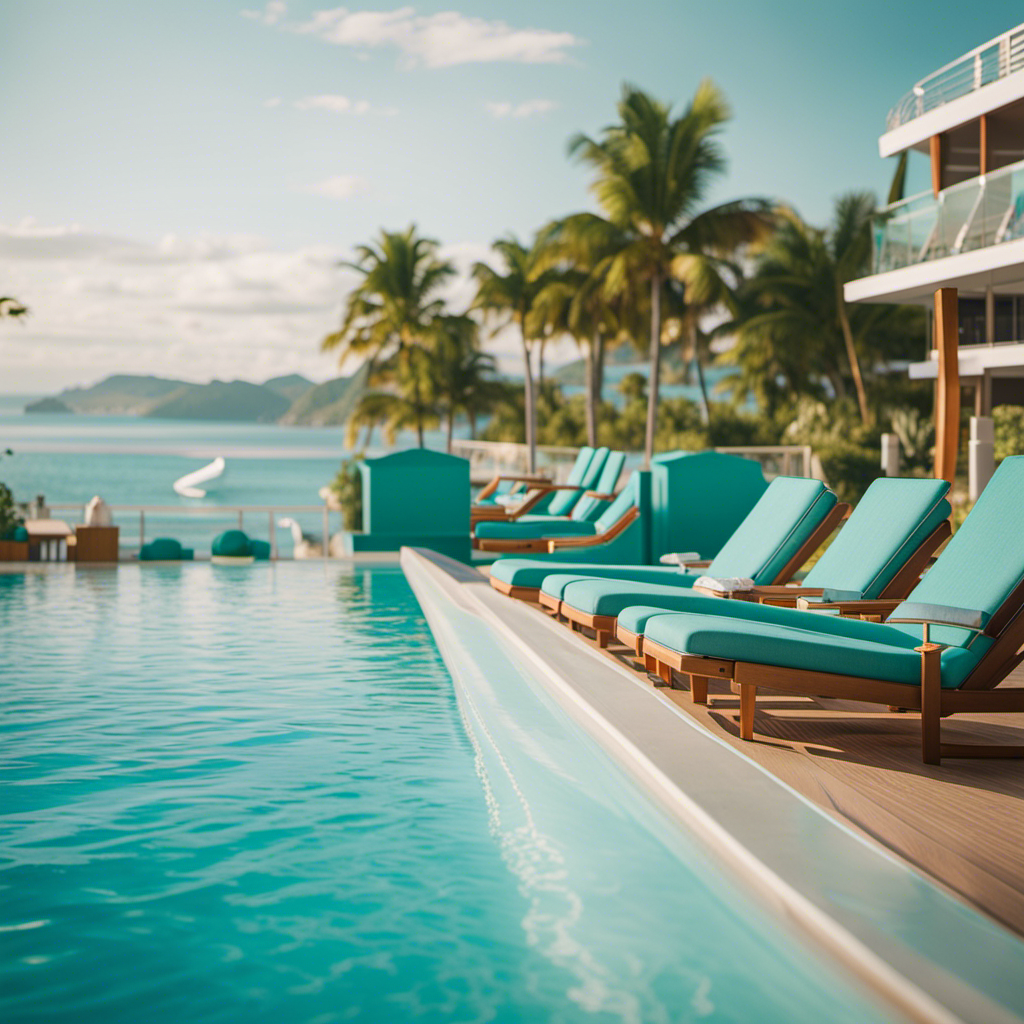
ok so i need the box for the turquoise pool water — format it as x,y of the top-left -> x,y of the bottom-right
0,564 -> 897,1023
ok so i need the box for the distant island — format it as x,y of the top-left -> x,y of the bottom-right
24,367 -> 369,426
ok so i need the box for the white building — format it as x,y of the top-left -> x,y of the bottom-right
845,23 -> 1024,485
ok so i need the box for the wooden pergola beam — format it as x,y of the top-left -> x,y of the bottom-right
934,287 -> 960,484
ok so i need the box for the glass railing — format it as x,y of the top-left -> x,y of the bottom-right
873,158 -> 1024,273
887,24 -> 1024,130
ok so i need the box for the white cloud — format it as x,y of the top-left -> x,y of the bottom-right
264,96 -> 283,108
249,5 -> 581,69
0,220 -> 353,390
241,1 -> 288,26
293,94 -> 371,114
484,99 -> 556,119
306,175 -> 368,200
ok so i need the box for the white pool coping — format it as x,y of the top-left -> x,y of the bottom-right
401,547 -> 1024,1024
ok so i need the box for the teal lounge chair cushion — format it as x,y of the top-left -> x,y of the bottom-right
703,477 -> 837,581
490,560 -> 685,591
515,446 -> 595,516
884,456 -> 1024,650
641,610 -> 981,689
477,475 -> 638,542
476,519 -> 598,541
802,477 -> 951,598
545,447 -> 608,517
541,570 -> 697,604
568,451 -> 627,523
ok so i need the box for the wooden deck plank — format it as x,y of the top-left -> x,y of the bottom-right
571,628 -> 1024,938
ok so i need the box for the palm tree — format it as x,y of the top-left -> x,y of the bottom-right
530,213 -> 640,447
570,81 -> 772,465
427,314 -> 500,451
471,236 -> 554,472
323,225 -> 454,447
830,192 -> 876,426
720,201 -> 922,423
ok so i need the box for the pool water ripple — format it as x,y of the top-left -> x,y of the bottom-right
0,564 -> 899,1023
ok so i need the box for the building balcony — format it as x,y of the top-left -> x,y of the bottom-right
874,157 -> 1024,273
887,24 -> 1024,131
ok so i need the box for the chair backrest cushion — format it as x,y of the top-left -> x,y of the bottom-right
594,471 -> 640,532
547,447 -> 608,517
890,457 -> 1024,650
706,477 -> 837,583
804,477 -> 951,598
571,451 -> 627,522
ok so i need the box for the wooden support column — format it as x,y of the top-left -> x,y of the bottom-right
934,287 -> 960,484
930,135 -> 943,197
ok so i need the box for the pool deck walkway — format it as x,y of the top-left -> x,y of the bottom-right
510,586 -> 1024,940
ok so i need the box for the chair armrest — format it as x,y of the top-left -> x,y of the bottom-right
887,601 -> 990,635
546,507 -> 640,551
796,596 -> 904,618
684,560 -> 712,570
495,474 -> 552,484
583,490 -> 618,501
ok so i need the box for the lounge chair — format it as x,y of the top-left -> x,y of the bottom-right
473,451 -> 626,551
475,471 -> 644,555
471,447 -> 607,525
634,457 -> 1024,764
526,477 -> 848,644
586,476 -> 952,651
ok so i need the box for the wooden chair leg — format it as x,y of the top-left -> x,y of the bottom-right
691,675 -> 709,704
596,629 -> 611,648
644,653 -> 657,674
738,684 -> 757,740
918,642 -> 944,765
656,660 -> 673,687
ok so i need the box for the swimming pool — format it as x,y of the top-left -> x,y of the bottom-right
0,563 -> 898,1023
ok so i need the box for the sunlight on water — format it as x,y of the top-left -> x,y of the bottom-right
0,564 -> 898,1023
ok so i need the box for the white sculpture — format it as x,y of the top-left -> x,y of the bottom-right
84,495 -> 113,526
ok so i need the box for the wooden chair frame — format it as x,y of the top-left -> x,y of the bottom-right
605,517 -> 949,654
636,580 -> 1024,764
475,505 -> 639,555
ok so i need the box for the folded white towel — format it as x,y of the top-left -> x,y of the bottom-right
495,493 -> 520,507
693,575 -> 756,593
659,551 -> 701,566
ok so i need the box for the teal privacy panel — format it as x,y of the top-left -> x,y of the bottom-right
651,451 -> 768,561
360,449 -> 470,536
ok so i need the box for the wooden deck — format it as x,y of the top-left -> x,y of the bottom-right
554,610 -> 1024,938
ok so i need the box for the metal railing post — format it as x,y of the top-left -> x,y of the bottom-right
238,509 -> 243,529
139,510 -> 145,550
269,511 -> 276,560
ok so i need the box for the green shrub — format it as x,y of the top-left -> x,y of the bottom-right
329,456 -> 364,531
994,405 -> 1024,462
816,441 -> 882,503
0,481 -> 22,539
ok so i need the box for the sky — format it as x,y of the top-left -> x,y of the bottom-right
0,0 -> 1018,392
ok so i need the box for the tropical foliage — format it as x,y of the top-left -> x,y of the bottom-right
568,81 -> 772,464
322,82 -> 933,506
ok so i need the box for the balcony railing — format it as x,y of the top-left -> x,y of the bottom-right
886,23 -> 1024,130
873,157 -> 1024,273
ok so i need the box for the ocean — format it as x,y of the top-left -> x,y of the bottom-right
0,395 -> 453,557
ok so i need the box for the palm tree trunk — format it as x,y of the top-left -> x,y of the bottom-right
468,409 -> 477,439
594,332 -> 606,402
837,292 -> 870,426
522,338 -> 537,473
446,409 -> 454,453
585,335 -> 598,447
691,323 -> 711,428
537,340 -> 546,392
644,272 -> 663,467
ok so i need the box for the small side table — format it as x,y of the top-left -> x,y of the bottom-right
74,525 -> 120,563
